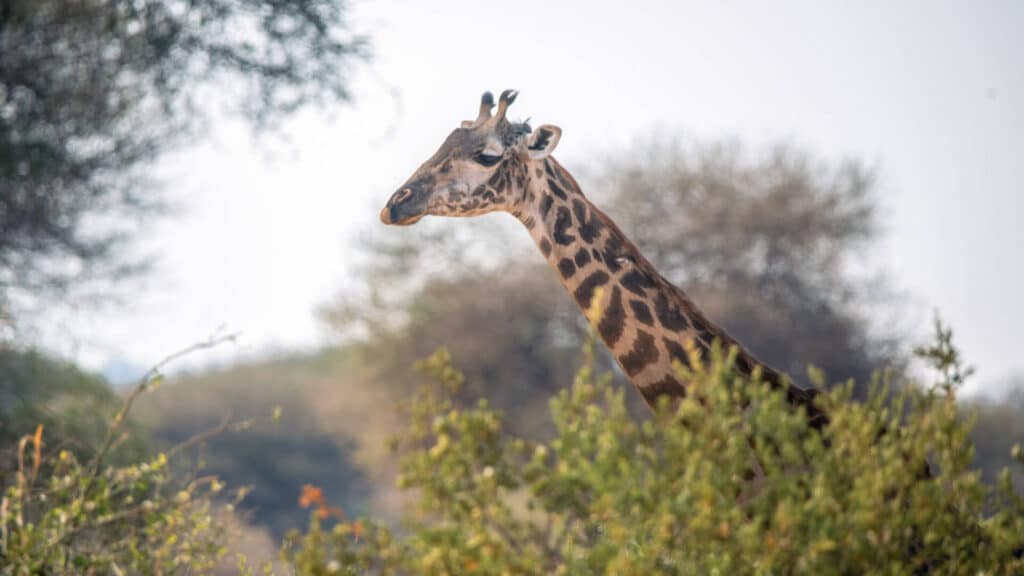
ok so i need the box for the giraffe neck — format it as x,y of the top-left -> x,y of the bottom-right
517,157 -> 812,411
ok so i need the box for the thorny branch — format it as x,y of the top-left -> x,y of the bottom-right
84,330 -> 240,493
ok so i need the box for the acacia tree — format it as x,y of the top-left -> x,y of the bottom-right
589,137 -> 900,392
0,0 -> 367,327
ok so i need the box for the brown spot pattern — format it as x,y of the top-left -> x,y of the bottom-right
558,258 -> 576,279
629,299 -> 654,325
620,330 -> 659,376
654,292 -> 690,332
539,237 -> 552,257
574,247 -> 591,267
573,270 -> 610,308
598,286 -> 625,346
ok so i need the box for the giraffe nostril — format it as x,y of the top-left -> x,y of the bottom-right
393,187 -> 413,205
382,184 -> 429,226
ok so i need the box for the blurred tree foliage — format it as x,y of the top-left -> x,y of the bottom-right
279,336 -> 1024,574
591,137 -> 898,389
968,384 -> 1024,495
324,136 -> 901,436
0,0 -> 367,326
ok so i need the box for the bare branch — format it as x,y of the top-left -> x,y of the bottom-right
85,331 -> 239,490
166,414 -> 255,460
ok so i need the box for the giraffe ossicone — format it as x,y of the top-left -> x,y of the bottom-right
381,89 -> 826,427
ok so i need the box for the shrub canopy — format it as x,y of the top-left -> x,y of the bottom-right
283,339 -> 1024,575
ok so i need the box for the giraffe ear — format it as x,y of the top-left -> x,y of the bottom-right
525,124 -> 561,159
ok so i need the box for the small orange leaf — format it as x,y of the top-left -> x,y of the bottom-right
298,484 -> 324,509
31,425 -> 43,482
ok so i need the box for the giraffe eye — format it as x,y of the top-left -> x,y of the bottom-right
473,152 -> 502,167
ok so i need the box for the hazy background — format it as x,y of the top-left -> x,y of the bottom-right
30,0 -> 1023,395
4,0 -> 1023,564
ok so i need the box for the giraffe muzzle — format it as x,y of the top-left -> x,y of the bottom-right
380,187 -> 426,226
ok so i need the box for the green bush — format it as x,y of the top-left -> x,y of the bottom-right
5,326 -> 1022,574
1,433 -> 231,573
0,340 -> 254,574
282,334 -> 1024,574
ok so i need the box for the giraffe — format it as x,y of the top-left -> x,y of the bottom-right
380,90 -> 826,427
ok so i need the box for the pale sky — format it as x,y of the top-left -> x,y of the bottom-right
42,1 -> 1024,395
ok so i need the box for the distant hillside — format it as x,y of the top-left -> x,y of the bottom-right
134,346 -> 404,539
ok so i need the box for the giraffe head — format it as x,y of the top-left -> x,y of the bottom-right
381,90 -> 562,225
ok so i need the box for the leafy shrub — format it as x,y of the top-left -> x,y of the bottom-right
282,332 -> 1024,574
5,327 -> 1022,574
1,430 -> 232,573
0,338 -> 253,574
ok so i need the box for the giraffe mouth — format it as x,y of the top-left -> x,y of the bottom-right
379,206 -> 424,226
